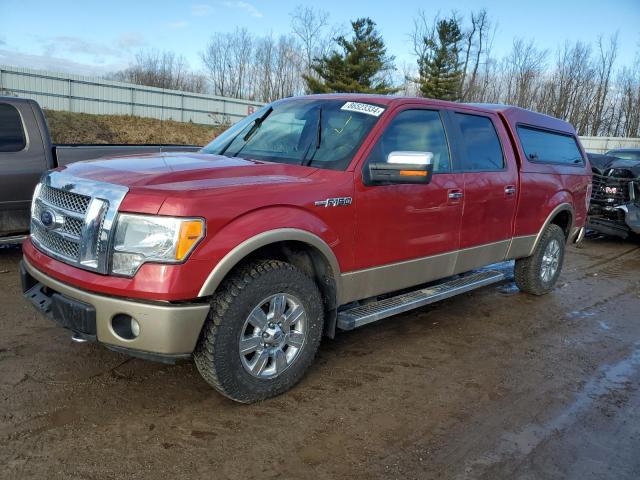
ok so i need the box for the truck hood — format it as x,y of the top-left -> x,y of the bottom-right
60,152 -> 317,192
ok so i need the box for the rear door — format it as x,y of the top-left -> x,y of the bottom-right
0,101 -> 46,236
446,110 -> 518,269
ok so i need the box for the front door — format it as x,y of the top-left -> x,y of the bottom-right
348,107 -> 464,300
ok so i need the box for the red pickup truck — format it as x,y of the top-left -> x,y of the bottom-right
21,95 -> 591,402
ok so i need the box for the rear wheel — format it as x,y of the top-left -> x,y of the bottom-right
194,259 -> 323,403
515,224 -> 566,295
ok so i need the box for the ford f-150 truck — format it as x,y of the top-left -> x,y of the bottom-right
20,94 -> 591,403
0,96 -> 199,242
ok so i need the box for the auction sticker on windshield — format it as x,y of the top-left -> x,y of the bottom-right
340,102 -> 385,117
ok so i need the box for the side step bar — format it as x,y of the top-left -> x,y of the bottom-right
337,269 -> 508,331
0,234 -> 27,245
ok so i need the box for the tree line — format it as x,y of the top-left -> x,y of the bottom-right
111,6 -> 640,137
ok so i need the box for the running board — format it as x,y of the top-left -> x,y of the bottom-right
0,234 -> 27,245
337,269 -> 507,330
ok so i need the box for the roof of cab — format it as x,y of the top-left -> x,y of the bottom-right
283,94 -> 577,134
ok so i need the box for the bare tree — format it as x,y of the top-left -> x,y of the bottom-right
589,34 -> 618,135
502,39 -> 548,109
459,9 -> 491,100
290,6 -> 330,76
112,50 -> 207,93
202,29 -> 306,102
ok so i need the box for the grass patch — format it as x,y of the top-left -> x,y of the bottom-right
44,110 -> 225,146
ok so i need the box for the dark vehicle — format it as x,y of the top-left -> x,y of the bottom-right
0,97 -> 200,243
606,148 -> 640,161
587,151 -> 640,238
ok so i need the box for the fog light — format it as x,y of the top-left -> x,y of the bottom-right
130,318 -> 140,337
112,314 -> 140,340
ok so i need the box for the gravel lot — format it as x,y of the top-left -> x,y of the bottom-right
1,237 -> 639,479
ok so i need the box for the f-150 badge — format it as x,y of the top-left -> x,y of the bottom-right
314,197 -> 353,208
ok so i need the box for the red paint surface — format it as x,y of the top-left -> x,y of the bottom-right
26,96 -> 592,302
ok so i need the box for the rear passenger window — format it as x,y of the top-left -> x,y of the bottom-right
367,109 -> 451,172
517,126 -> 584,165
0,103 -> 27,152
455,113 -> 504,171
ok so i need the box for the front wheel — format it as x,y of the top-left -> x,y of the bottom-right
194,260 -> 323,403
514,224 -> 566,295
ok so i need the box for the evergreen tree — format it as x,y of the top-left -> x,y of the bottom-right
417,18 -> 463,101
304,18 -> 398,94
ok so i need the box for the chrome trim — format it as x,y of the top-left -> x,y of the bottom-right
337,269 -> 507,330
0,234 -> 27,245
30,171 -> 129,274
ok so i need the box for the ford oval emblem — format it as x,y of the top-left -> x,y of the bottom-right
40,209 -> 57,229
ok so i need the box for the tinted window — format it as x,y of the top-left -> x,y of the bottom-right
367,109 -> 450,172
0,103 -> 26,152
455,113 -> 504,171
517,126 -> 584,165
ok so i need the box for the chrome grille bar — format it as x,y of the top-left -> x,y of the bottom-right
30,171 -> 129,274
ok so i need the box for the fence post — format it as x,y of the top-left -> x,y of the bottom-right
130,87 -> 134,116
68,79 -> 72,112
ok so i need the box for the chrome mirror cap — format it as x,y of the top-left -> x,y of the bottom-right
387,151 -> 434,165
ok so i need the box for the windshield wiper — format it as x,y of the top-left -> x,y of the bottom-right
302,106 -> 322,166
223,106 -> 273,157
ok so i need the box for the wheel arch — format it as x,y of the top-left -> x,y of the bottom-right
197,229 -> 342,337
531,202 -> 574,253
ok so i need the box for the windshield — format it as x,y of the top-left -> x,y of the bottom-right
607,150 -> 640,162
201,99 -> 385,170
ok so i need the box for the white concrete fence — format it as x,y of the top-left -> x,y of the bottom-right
2,65 -> 639,150
0,65 -> 263,126
579,136 -> 640,154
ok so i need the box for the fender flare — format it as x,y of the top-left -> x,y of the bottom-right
197,228 -> 342,298
530,202 -> 574,253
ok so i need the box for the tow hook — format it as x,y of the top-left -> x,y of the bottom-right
71,332 -> 89,343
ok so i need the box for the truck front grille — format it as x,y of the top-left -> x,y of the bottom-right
39,184 -> 91,214
31,221 -> 81,260
591,174 -> 634,207
30,173 -> 128,274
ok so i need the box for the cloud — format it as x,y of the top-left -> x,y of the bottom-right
115,32 -> 146,50
0,49 -> 128,76
41,35 -> 120,58
168,20 -> 189,29
222,1 -> 262,18
191,4 -> 214,16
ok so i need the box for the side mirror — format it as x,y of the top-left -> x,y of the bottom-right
366,151 -> 434,185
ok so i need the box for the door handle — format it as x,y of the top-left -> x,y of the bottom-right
504,186 -> 516,196
448,191 -> 464,199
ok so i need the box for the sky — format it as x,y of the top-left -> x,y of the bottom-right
1,0 -> 639,78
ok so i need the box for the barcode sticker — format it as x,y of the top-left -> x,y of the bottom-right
340,102 -> 386,117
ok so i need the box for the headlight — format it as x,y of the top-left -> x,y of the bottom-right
111,214 -> 205,276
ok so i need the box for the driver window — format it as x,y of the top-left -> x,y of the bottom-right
367,109 -> 451,172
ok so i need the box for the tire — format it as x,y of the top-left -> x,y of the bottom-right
514,224 -> 566,296
194,259 -> 323,403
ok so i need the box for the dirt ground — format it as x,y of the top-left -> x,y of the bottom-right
1,237 -> 639,480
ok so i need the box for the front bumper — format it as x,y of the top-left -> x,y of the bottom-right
21,258 -> 210,362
